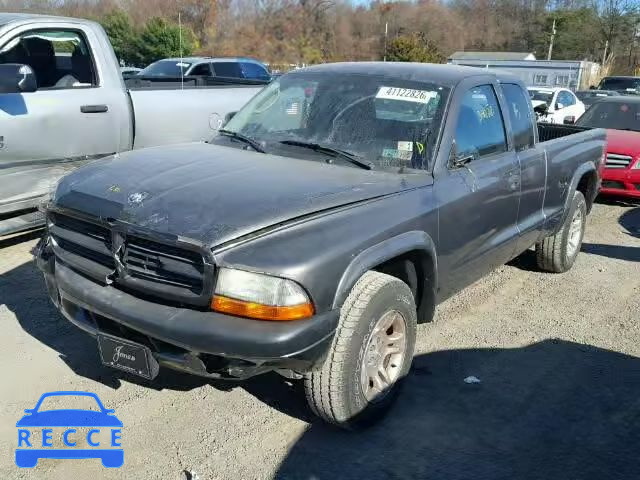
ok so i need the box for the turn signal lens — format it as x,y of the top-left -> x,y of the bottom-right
211,295 -> 314,321
211,268 -> 315,320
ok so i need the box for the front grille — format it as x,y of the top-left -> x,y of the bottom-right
605,153 -> 632,169
601,180 -> 626,190
49,212 -> 208,305
123,235 -> 205,295
49,212 -> 114,279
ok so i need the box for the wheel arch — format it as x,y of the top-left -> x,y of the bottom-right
332,231 -> 437,324
557,161 -> 597,231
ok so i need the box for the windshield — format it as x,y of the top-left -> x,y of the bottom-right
140,60 -> 192,77
599,77 -> 640,92
220,71 -> 450,171
528,89 -> 553,103
576,101 -> 640,131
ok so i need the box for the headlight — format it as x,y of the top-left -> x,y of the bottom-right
633,158 -> 640,169
211,268 -> 314,321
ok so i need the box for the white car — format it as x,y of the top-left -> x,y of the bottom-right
527,87 -> 585,124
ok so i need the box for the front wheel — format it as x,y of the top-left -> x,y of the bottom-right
536,190 -> 587,273
304,271 -> 417,429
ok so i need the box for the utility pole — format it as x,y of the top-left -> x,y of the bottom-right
383,22 -> 388,62
547,18 -> 556,61
602,39 -> 609,66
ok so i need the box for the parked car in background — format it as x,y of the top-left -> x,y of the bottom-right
120,66 -> 141,78
575,89 -> 619,108
527,87 -> 585,123
576,97 -> 640,199
597,76 -> 640,96
37,62 -> 604,429
0,14 -> 266,236
139,57 -> 271,81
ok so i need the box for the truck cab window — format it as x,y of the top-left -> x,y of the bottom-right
502,84 -> 535,151
0,29 -> 96,89
189,63 -> 212,76
454,85 -> 507,159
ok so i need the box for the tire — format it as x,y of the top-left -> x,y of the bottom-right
304,270 -> 417,429
536,190 -> 587,273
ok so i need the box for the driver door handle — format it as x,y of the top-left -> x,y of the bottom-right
81,105 -> 108,113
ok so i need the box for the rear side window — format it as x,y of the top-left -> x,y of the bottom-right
212,62 -> 243,78
189,63 -> 212,76
454,85 -> 507,159
502,84 -> 535,151
0,29 -> 97,89
241,62 -> 270,80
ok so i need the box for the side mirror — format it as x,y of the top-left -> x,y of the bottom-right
0,64 -> 37,93
449,140 -> 474,169
555,102 -> 564,110
224,111 -> 237,125
563,116 -> 576,125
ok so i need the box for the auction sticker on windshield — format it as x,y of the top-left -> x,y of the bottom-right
376,86 -> 436,104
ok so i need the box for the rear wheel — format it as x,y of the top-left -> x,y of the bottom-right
536,190 -> 586,273
304,271 -> 417,429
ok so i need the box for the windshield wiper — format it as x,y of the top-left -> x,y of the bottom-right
218,129 -> 266,153
279,140 -> 372,170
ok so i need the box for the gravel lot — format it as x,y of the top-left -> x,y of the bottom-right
0,200 -> 638,480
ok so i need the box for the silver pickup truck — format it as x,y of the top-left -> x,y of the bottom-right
0,13 -> 263,236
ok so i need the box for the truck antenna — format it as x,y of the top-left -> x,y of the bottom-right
179,12 -> 184,90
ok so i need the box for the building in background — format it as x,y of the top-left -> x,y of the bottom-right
447,51 -> 601,91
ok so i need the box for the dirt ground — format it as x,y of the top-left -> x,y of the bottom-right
0,199 -> 638,480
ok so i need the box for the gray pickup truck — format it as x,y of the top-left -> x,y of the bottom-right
36,62 -> 605,428
0,13 -> 263,236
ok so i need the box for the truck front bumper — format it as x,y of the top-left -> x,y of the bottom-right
36,241 -> 338,380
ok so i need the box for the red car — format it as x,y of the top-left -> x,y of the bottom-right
576,97 -> 640,199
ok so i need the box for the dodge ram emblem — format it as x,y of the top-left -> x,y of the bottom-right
127,191 -> 148,206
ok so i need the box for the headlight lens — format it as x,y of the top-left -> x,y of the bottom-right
211,268 -> 314,321
632,158 -> 640,169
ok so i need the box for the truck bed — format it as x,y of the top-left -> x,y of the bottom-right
537,123 -> 592,142
124,75 -> 270,91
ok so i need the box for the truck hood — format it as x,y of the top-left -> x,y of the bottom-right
605,128 -> 640,158
54,143 -> 428,246
531,100 -> 548,108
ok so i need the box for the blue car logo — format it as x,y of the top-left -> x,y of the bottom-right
16,391 -> 123,468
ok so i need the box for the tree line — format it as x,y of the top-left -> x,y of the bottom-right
1,0 -> 638,74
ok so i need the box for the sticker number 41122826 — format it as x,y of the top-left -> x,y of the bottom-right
376,87 -> 437,104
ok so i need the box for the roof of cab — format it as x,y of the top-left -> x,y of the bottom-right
160,56 -> 266,64
293,62 -> 520,86
0,12 -> 95,26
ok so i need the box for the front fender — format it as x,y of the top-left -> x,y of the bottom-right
332,231 -> 438,322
